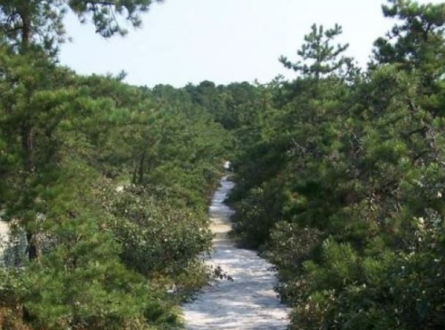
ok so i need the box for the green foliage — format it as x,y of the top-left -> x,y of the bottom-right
229,2 -> 445,329
5,0 -> 445,328
0,0 -> 238,328
280,24 -> 358,82
22,217 -> 152,330
69,0 -> 165,37
265,222 -> 322,279
0,26 -> 229,330
105,184 -> 213,279
0,0 -> 164,54
373,0 -> 445,81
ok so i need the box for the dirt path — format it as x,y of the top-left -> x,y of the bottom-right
183,176 -> 289,330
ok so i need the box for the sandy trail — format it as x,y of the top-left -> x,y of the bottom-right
0,221 -> 9,256
183,176 -> 289,330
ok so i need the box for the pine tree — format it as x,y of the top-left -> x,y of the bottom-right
373,0 -> 445,87
280,24 -> 358,83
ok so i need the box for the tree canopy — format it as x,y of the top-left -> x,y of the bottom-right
226,1 -> 445,329
2,0 -> 445,329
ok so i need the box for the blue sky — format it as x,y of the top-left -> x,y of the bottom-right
59,0 -> 442,87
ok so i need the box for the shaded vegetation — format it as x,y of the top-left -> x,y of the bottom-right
2,0 -> 445,329
227,1 -> 445,329
0,1 -> 230,329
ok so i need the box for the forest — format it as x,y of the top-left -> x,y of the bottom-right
1,0 -> 445,329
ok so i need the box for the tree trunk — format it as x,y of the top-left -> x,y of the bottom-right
26,231 -> 40,261
21,125 -> 40,262
132,151 -> 146,185
138,151 -> 146,184
19,8 -> 41,262
21,125 -> 34,175
20,6 -> 31,51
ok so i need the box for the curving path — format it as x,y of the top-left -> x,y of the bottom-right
183,176 -> 289,330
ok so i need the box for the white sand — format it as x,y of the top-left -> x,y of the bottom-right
183,176 -> 290,330
0,220 -> 9,255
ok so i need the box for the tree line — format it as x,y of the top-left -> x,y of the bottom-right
0,1 -> 234,329
2,0 -> 445,329
223,1 -> 445,329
